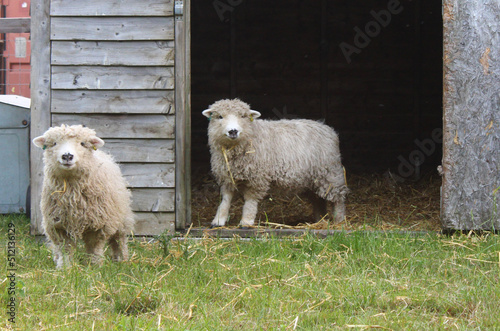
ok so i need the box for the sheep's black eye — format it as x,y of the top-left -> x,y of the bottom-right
43,142 -> 56,150
218,115 -> 223,119
53,142 -> 57,146
81,142 -> 85,147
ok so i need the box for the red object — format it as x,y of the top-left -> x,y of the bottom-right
1,0 -> 31,98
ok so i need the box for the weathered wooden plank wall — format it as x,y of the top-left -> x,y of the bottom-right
50,17 -> 174,40
442,0 -> 500,230
51,41 -> 175,66
31,0 -> 179,235
51,114 -> 175,138
51,66 -> 175,90
50,0 -> 173,16
51,90 -> 175,114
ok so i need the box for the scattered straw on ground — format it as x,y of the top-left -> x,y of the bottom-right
191,169 -> 441,232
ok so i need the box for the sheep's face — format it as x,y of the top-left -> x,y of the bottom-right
203,99 -> 261,146
33,125 -> 104,173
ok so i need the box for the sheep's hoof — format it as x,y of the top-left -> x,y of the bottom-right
209,224 -> 224,229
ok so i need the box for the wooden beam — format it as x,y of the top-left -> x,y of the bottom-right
50,0 -> 174,17
185,228 -> 435,239
30,0 -> 51,234
130,189 -> 175,212
134,212 -> 175,236
121,163 -> 175,188
51,66 -> 175,90
442,0 -> 500,230
175,0 -> 191,230
51,41 -> 175,66
102,139 -> 175,163
50,17 -> 174,41
185,0 -> 192,229
0,18 -> 30,33
51,114 -> 175,139
51,90 -> 175,114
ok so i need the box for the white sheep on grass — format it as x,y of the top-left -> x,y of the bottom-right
203,99 -> 348,227
33,124 -> 135,268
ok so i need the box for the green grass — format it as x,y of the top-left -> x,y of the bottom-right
1,214 -> 500,330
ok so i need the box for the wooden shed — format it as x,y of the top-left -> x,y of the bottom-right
30,0 -> 190,235
31,0 -> 499,234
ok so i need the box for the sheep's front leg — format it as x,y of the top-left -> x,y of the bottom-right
53,242 -> 75,269
83,231 -> 107,265
211,184 -> 234,227
49,230 -> 76,269
240,190 -> 261,227
333,200 -> 346,224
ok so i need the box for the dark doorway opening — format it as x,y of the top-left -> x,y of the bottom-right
191,0 -> 443,230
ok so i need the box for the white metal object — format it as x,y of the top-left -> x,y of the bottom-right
175,1 -> 183,20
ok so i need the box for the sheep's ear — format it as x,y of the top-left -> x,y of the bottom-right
202,109 -> 213,118
249,110 -> 261,119
90,136 -> 105,149
33,136 -> 46,149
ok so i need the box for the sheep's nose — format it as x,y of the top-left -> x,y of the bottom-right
228,129 -> 239,139
62,153 -> 73,161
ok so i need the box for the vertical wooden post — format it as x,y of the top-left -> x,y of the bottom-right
185,0 -> 192,228
442,0 -> 500,230
175,0 -> 191,230
30,0 -> 51,234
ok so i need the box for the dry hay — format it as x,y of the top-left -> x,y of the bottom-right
191,169 -> 441,232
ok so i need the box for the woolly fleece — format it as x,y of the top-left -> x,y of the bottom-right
204,99 -> 348,226
33,124 -> 134,268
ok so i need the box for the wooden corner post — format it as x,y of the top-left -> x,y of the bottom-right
442,0 -> 500,230
30,0 -> 51,234
175,0 -> 191,230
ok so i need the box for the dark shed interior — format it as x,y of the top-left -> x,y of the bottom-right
190,0 -> 443,228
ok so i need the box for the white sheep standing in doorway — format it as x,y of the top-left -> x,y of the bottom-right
203,98 -> 348,227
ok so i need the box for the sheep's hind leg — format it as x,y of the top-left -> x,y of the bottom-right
319,171 -> 348,224
211,184 -> 234,227
109,232 -> 129,262
307,192 -> 328,222
331,178 -> 348,224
